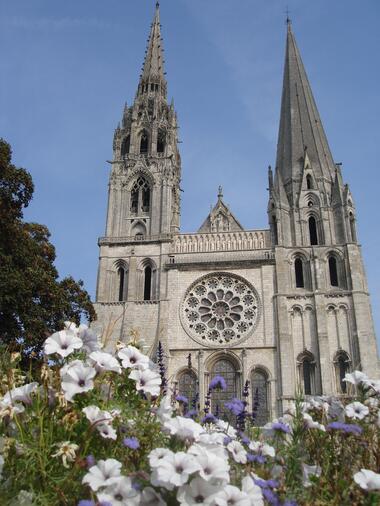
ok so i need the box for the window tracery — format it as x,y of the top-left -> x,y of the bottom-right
251,369 -> 269,426
210,358 -> 238,422
181,273 -> 260,347
130,176 -> 151,215
178,370 -> 198,405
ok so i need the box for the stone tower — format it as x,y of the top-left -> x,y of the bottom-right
93,8 -> 378,422
269,21 -> 379,408
95,3 -> 180,349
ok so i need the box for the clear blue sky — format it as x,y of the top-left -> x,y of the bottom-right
1,1 -> 379,343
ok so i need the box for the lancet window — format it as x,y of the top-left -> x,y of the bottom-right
130,176 -> 151,215
295,258 -> 305,288
334,351 -> 350,394
121,135 -> 130,156
178,370 -> 198,406
298,352 -> 316,395
157,129 -> 166,153
308,216 -> 318,245
140,130 -> 149,154
116,262 -> 128,302
328,256 -> 339,287
210,358 -> 238,422
251,369 -> 269,426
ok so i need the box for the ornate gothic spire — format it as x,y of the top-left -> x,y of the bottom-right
276,21 -> 336,188
138,2 -> 167,98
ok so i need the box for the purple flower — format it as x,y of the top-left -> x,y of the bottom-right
185,409 -> 198,418
247,453 -> 266,464
284,500 -> 298,506
254,478 -> 279,489
78,501 -> 95,506
209,375 -> 227,391
271,422 -> 291,434
176,394 -> 189,405
202,413 -> 217,424
225,398 -> 245,416
223,436 -> 233,445
239,433 -> 251,445
86,454 -> 96,468
123,437 -> 140,449
327,422 -> 363,435
262,488 -> 280,505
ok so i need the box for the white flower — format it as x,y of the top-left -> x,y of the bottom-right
241,476 -> 264,505
303,413 -> 326,431
129,368 -> 161,397
149,448 -> 174,468
60,360 -> 96,401
140,486 -> 166,506
0,400 -> 25,419
177,477 -> 220,505
215,419 -> 237,439
0,455 -> 4,479
343,371 -> 368,386
82,405 -> 113,426
164,416 -> 205,441
2,382 -> 38,406
302,463 -> 321,487
44,330 -> 83,358
189,445 -> 230,484
97,476 -> 140,505
52,441 -> 79,468
345,401 -> 369,420
227,440 -> 247,464
78,324 -> 101,353
96,423 -> 117,440
156,394 -> 173,423
354,469 -> 380,490
82,459 -> 122,491
363,379 -> 380,394
152,451 -> 199,488
211,485 -> 251,506
249,441 -> 275,458
118,346 -> 150,370
89,351 -> 121,374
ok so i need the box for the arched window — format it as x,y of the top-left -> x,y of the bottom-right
210,358 -> 238,422
334,351 -> 350,394
130,176 -> 151,215
116,264 -> 128,302
140,130 -> 149,154
178,370 -> 198,406
272,216 -> 278,245
329,256 -> 339,287
306,174 -> 313,190
308,216 -> 318,245
295,258 -> 304,288
298,353 -> 316,395
251,369 -> 269,426
121,135 -> 130,156
157,129 -> 166,153
349,212 -> 356,242
144,265 -> 152,301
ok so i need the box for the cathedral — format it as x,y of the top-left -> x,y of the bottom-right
93,3 -> 379,422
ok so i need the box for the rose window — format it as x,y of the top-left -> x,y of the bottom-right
181,273 -> 260,346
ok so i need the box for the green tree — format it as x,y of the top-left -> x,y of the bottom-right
0,138 -> 95,353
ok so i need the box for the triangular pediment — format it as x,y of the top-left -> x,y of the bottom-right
198,190 -> 244,233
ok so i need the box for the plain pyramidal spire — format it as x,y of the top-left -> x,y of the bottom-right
139,2 -> 167,94
276,20 -> 336,186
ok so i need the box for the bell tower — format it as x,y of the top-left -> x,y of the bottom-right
106,2 -> 181,240
270,21 -> 379,408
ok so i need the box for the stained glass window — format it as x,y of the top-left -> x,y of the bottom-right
251,370 -> 269,426
178,370 -> 198,407
211,359 -> 238,422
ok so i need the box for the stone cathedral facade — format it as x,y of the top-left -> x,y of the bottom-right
93,4 -> 379,422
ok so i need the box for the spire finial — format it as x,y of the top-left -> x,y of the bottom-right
218,185 -> 223,200
156,1 -> 160,9
285,6 -> 291,26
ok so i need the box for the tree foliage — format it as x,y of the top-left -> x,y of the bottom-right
0,138 -> 95,353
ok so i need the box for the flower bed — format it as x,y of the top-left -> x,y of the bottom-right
0,323 -> 379,505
